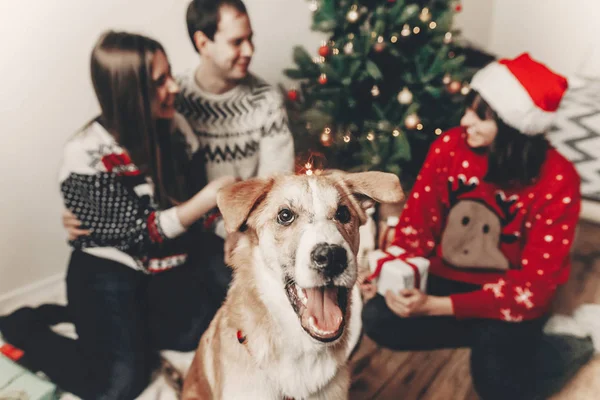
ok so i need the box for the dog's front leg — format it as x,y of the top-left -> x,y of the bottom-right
307,366 -> 350,400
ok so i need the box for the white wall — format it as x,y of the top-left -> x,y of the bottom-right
488,0 -> 600,77
0,0 -> 323,299
454,0 -> 495,50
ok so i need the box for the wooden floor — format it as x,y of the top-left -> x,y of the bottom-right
348,220 -> 600,400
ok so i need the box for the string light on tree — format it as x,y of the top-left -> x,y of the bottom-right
313,56 -> 325,64
417,123 -> 424,131
435,128 -> 443,135
405,113 -> 420,130
397,87 -> 413,104
413,26 -> 421,34
371,85 -> 380,97
444,32 -> 453,44
443,74 -> 451,84
461,83 -> 471,95
390,34 -> 399,43
308,0 -> 318,12
429,21 -> 437,29
343,134 -> 351,143
347,5 -> 359,23
367,131 -> 375,141
332,48 -> 340,55
392,129 -> 401,137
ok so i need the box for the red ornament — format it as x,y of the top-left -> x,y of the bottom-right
455,3 -> 462,12
318,45 -> 330,57
318,73 -> 328,85
287,89 -> 298,102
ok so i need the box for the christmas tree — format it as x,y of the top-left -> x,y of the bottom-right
285,0 -> 473,183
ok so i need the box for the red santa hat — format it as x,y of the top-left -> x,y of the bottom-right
470,53 -> 568,136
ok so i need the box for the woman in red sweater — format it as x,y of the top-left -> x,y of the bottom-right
361,53 -> 598,400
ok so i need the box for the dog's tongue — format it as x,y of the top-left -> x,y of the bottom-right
304,287 -> 342,332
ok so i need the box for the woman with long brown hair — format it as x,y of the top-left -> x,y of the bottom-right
0,31 -> 235,398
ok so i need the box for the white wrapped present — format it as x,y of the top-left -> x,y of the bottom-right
367,245 -> 429,296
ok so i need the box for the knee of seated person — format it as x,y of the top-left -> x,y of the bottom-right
361,296 -> 389,340
470,347 -> 530,400
101,360 -> 151,399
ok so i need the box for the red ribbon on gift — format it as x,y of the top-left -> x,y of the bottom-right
367,251 -> 421,289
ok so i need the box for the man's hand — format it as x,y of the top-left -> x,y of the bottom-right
384,289 -> 454,318
62,209 -> 90,241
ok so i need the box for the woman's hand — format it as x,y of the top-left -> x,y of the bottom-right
384,289 -> 454,318
62,209 -> 90,240
358,271 -> 378,302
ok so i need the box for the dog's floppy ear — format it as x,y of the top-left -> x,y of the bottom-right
217,178 -> 274,234
340,171 -> 404,220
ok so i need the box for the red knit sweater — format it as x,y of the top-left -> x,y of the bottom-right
392,127 -> 581,321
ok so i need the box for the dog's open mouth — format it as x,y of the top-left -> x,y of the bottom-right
285,280 -> 348,342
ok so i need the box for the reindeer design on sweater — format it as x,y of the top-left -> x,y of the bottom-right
441,175 -> 521,271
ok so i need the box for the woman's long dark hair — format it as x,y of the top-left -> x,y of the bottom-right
90,31 -> 189,208
466,91 -> 549,188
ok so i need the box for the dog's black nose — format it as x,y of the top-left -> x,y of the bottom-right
311,243 -> 348,277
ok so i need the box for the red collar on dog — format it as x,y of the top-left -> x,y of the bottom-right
236,330 -> 295,400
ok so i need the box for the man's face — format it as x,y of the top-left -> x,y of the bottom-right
202,5 -> 254,81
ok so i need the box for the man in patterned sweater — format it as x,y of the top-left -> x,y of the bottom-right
177,0 -> 294,182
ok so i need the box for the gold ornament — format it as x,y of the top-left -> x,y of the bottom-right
448,80 -> 461,94
397,87 -> 413,104
320,130 -> 333,147
405,114 -> 420,130
371,85 -> 380,97
374,36 -> 386,52
347,6 -> 359,23
401,24 -> 411,37
419,7 -> 432,22
343,42 -> 354,54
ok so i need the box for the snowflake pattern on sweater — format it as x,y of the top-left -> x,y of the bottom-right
58,116 -> 199,273
175,71 -> 294,181
392,127 -> 581,321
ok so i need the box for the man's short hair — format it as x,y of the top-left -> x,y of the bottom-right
186,0 -> 248,52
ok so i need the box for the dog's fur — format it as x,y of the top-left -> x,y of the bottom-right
182,171 -> 403,400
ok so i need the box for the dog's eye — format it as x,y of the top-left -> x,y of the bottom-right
277,209 -> 295,226
335,205 -> 351,224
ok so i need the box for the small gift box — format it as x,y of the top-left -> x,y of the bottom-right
367,245 -> 430,296
0,355 -> 57,400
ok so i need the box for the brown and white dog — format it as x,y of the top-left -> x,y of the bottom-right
182,171 -> 403,400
